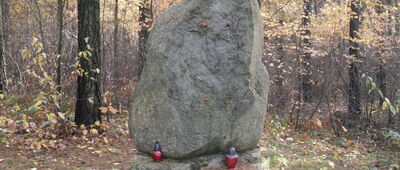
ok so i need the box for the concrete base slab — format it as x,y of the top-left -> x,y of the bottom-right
131,147 -> 263,170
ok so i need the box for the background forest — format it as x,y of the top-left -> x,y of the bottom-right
0,0 -> 399,169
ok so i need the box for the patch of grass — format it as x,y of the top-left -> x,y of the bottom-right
1,159 -> 36,169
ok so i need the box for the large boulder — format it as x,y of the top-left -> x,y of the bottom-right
129,0 -> 268,159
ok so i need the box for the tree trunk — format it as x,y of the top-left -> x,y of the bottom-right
56,0 -> 64,93
75,0 -> 102,126
312,0 -> 319,14
300,0 -> 312,102
388,0 -> 396,35
348,0 -> 362,118
0,0 -> 8,93
276,37 -> 284,87
113,0 -> 119,78
378,0 -> 395,125
0,5 -> 4,93
376,64 -> 391,123
395,0 -> 399,34
137,0 -> 152,80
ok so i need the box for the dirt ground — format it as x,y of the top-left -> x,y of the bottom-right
0,117 -> 137,169
0,107 -> 399,169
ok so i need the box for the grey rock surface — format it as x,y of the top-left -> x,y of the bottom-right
129,0 -> 268,159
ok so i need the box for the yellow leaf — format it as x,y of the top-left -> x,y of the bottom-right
333,153 -> 339,159
90,129 -> 98,134
36,143 -> 42,150
91,68 -> 101,73
88,147 -> 94,150
49,141 -> 56,149
82,130 -> 88,135
95,121 -> 100,126
107,148 -> 113,152
51,134 -> 57,139
22,120 -> 29,130
57,112 -> 65,120
80,124 -> 85,129
95,150 -> 102,154
46,113 -> 57,123
103,137 -> 109,144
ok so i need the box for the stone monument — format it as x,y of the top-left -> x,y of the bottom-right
129,0 -> 268,168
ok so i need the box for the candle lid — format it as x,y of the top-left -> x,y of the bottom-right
228,147 -> 237,156
153,142 -> 161,151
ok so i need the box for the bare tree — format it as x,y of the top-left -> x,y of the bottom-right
113,0 -> 119,78
137,0 -> 152,80
75,0 -> 102,126
348,0 -> 362,118
0,0 -> 9,93
300,0 -> 312,102
56,0 -> 64,93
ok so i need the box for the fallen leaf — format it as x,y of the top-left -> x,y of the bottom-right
333,153 -> 339,159
99,107 -> 108,114
103,137 -> 109,144
36,143 -> 41,150
22,120 -> 29,130
109,108 -> 118,114
57,144 -> 67,151
328,161 -> 335,168
49,141 -> 56,149
29,122 -> 37,129
90,129 -> 98,134
107,148 -> 113,152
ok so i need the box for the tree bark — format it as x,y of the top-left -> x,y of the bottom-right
377,0 -> 395,125
0,0 -> 8,93
312,0 -> 319,14
388,0 -> 396,35
113,0 -> 119,78
395,0 -> 399,34
375,0 -> 387,105
56,0 -> 64,93
75,0 -> 102,126
0,28 -> 4,93
300,0 -> 312,102
348,0 -> 362,118
137,0 -> 152,80
276,37 -> 284,87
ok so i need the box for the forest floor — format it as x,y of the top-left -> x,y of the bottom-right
260,116 -> 399,169
0,96 -> 399,169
